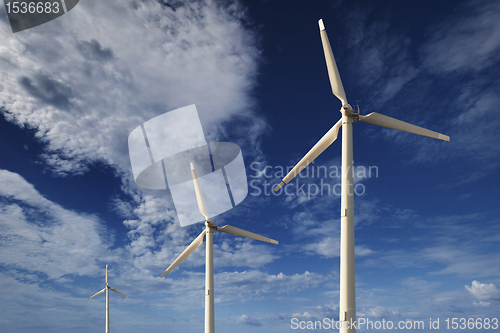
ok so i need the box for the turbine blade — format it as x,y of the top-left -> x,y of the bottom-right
160,230 -> 207,278
190,162 -> 210,220
358,112 -> 450,141
105,265 -> 108,285
275,118 -> 342,191
319,19 -> 347,106
217,225 -> 278,244
110,287 -> 129,299
88,288 -> 106,300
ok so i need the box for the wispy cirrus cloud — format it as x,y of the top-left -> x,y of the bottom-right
411,0 -> 500,176
421,0 -> 500,73
343,9 -> 419,106
0,169 -> 117,279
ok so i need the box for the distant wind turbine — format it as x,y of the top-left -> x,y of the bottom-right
88,265 -> 129,333
161,162 -> 278,333
274,19 -> 450,333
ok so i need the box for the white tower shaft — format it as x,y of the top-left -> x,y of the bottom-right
273,18 -> 449,333
106,286 -> 109,333
340,110 -> 356,333
205,222 -> 215,333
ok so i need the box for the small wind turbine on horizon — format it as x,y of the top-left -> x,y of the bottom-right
161,162 -> 278,333
88,265 -> 129,333
274,19 -> 450,333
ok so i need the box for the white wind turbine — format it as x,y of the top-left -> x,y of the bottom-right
161,162 -> 278,333
274,19 -> 450,333
88,265 -> 129,333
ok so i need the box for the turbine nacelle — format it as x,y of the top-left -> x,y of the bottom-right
342,104 -> 355,116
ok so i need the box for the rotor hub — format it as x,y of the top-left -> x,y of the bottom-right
341,104 -> 354,117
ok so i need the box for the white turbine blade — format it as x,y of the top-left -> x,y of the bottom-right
275,118 -> 342,191
190,162 -> 210,220
358,112 -> 450,141
217,225 -> 278,244
160,229 -> 207,278
319,19 -> 347,106
88,288 -> 106,300
110,287 -> 129,299
105,265 -> 108,285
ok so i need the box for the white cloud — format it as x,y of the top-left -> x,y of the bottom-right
0,3 -> 272,293
422,0 -> 500,73
0,0 -> 264,206
0,271 -> 100,332
465,280 -> 500,301
408,0 -> 500,177
237,314 -> 262,327
344,10 -> 419,106
291,311 -> 312,319
303,235 -> 374,258
0,169 -> 330,325
212,270 -> 328,304
304,236 -> 339,258
356,212 -> 500,296
423,244 -> 500,278
0,169 -> 116,279
473,301 -> 491,307
286,196 -> 376,259
215,240 -> 278,268
363,305 -> 400,318
118,268 -> 331,312
355,245 -> 375,256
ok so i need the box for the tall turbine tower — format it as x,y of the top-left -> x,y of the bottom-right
274,19 -> 450,332
161,162 -> 278,333
88,265 -> 129,333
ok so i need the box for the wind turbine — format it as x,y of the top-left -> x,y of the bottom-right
274,19 -> 450,333
88,265 -> 129,333
161,162 -> 278,333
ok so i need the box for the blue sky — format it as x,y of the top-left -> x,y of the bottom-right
1,0 -> 499,332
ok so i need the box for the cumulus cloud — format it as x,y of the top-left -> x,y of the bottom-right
121,269 -> 332,312
0,0 -> 275,294
303,236 -> 373,258
465,280 -> 500,301
291,311 -> 312,319
237,314 -> 262,327
212,270 -> 328,304
0,0 -> 264,180
304,236 -> 339,258
0,4 -> 272,298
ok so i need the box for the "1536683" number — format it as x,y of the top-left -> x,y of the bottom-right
445,318 -> 498,330
6,2 -> 60,14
